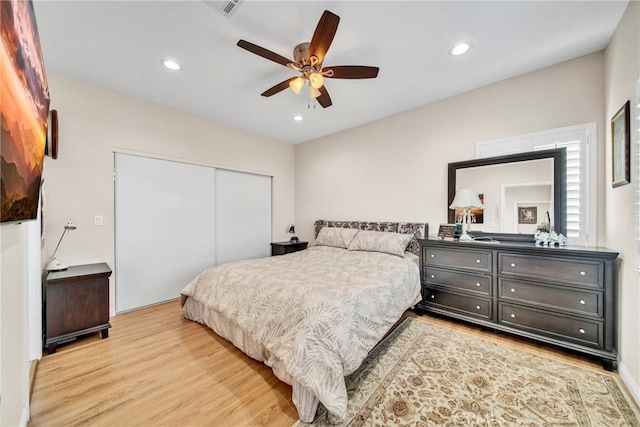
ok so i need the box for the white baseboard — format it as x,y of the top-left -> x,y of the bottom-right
618,361 -> 640,407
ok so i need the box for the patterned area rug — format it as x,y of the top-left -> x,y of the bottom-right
294,317 -> 640,426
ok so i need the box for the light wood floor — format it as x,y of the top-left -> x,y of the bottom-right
29,300 -> 625,427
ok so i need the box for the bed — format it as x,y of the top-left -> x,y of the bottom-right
180,220 -> 428,422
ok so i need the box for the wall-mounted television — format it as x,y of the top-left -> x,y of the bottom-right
1,0 -> 50,224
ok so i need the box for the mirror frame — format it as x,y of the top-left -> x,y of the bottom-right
447,148 -> 567,242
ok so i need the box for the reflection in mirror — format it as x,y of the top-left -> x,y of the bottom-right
448,149 -> 566,241
455,159 -> 553,233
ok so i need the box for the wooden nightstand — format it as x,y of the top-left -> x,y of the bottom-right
44,263 -> 112,354
271,241 -> 308,256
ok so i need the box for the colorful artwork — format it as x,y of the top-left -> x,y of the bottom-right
1,0 -> 50,223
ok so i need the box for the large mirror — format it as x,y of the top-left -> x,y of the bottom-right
448,149 -> 566,241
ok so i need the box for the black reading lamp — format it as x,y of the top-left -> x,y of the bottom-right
288,225 -> 298,242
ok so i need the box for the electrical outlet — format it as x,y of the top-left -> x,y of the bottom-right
94,215 -> 103,226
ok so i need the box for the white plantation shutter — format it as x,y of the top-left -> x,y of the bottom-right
534,141 -> 582,240
476,123 -> 595,246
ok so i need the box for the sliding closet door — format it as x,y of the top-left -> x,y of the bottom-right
215,169 -> 272,265
115,153 -> 216,313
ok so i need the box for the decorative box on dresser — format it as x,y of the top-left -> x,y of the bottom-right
44,263 -> 112,354
417,238 -> 619,370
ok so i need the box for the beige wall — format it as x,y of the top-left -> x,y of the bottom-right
42,72 -> 295,315
604,0 -> 640,401
295,52 -> 605,242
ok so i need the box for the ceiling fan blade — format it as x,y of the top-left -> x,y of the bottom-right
316,86 -> 333,108
308,10 -> 340,65
323,65 -> 379,79
237,40 -> 293,67
261,78 -> 296,97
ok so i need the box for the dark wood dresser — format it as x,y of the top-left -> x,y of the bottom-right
417,238 -> 619,369
44,263 -> 112,354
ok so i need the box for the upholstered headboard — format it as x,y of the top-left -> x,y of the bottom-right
313,220 -> 429,255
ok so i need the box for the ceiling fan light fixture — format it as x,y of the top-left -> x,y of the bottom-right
450,43 -> 470,56
309,72 -> 324,89
309,87 -> 321,99
289,77 -> 305,94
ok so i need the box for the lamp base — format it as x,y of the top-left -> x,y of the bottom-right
458,232 -> 474,242
46,258 -> 68,272
290,236 -> 299,242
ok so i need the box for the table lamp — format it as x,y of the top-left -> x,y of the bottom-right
46,220 -> 77,271
449,189 -> 483,242
288,225 -> 298,242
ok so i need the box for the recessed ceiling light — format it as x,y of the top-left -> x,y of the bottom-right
450,43 -> 470,56
161,58 -> 181,71
293,115 -> 303,121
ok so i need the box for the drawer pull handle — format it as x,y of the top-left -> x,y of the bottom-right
430,295 -> 435,299
579,299 -> 586,305
431,254 -> 435,258
430,274 -> 435,279
476,259 -> 481,263
476,283 -> 481,287
579,328 -> 586,334
510,313 -> 516,318
476,305 -> 481,310
510,288 -> 516,293
510,263 -> 516,267
580,271 -> 586,276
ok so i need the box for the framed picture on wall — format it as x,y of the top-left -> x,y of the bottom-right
518,207 -> 537,224
611,100 -> 630,188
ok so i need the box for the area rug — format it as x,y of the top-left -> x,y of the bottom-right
294,317 -> 640,426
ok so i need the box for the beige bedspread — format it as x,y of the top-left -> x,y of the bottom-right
180,245 -> 420,422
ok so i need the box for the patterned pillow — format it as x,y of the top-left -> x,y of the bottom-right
347,230 -> 413,257
315,227 -> 360,249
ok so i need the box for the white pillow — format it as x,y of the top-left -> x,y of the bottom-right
347,230 -> 413,257
315,227 -> 359,249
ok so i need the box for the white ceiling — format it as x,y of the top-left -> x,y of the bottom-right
34,1 -> 628,144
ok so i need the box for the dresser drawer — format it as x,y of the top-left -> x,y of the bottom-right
498,253 -> 603,288
498,303 -> 602,348
423,288 -> 491,319
499,279 -> 603,318
423,247 -> 491,273
424,267 -> 491,296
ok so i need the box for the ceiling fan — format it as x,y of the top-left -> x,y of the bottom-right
237,10 -> 379,108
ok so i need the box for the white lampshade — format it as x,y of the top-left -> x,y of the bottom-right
449,188 -> 483,209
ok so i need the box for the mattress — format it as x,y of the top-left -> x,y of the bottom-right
180,245 -> 421,422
